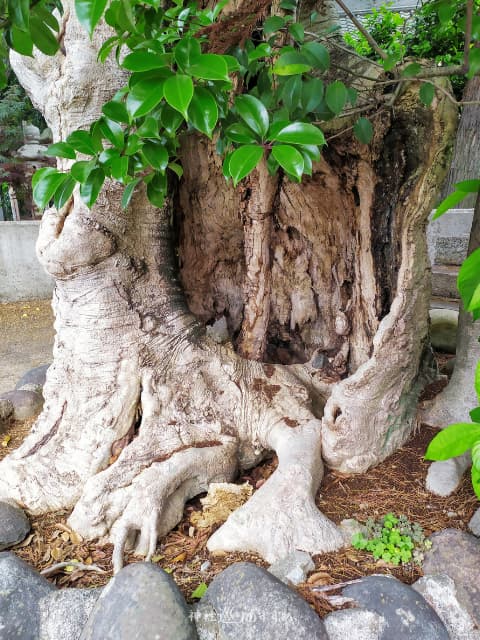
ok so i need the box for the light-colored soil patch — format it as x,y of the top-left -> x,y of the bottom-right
0,299 -> 54,394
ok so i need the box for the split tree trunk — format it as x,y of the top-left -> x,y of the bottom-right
0,0 -> 456,568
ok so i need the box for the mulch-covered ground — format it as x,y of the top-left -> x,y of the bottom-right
1,366 -> 477,618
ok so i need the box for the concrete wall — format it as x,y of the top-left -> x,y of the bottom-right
427,208 -> 474,267
0,221 -> 54,302
341,0 -> 418,14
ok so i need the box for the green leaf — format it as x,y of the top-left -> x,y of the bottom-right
75,0 -> 109,35
353,117 -> 373,144
33,5 -> 59,32
161,105 -> 184,134
433,190 -> 470,219
54,177 -> 76,209
163,74 -> 193,120
247,43 -> 272,63
10,26 -> 33,56
111,156 -> 129,180
288,23 -> 304,43
46,142 -> 77,160
458,247 -> 480,313
98,118 -> 124,149
146,172 -> 167,207
174,37 -> 202,71
32,169 -> 68,208
301,78 -> 323,113
102,101 -> 130,124
142,141 -> 169,172
30,17 -> 59,55
121,178 -> 141,209
168,162 -> 183,178
472,464 -> 480,500
8,0 -> 29,32
438,1 -> 455,25
263,16 -> 285,35
273,52 -> 311,76
476,360 -> 480,402
455,180 -> 480,193
270,122 -> 325,146
282,75 -> 302,113
188,54 -> 230,82
300,42 -> 329,71
122,51 -> 171,72
425,422 -> 480,460
71,160 -> 96,183
402,62 -> 421,77
272,145 -> 304,180
137,116 -> 159,138
80,168 -> 105,207
419,82 -> 435,106
225,123 -> 258,144
188,87 -> 218,138
126,78 -> 166,118
191,582 -> 208,599
470,407 -> 480,423
67,131 -> 97,155
234,95 -> 269,140
229,145 -> 264,186
325,81 -> 347,115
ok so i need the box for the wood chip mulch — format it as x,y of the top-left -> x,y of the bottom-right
1,373 -> 477,618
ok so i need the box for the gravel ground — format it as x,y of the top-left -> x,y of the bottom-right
0,299 -> 54,394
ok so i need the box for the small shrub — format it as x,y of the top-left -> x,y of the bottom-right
352,513 -> 432,565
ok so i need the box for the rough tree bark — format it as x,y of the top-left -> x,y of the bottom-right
0,0 -> 456,569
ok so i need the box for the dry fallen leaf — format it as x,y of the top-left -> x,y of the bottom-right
61,532 -> 70,542
172,552 -> 187,563
307,572 -> 332,585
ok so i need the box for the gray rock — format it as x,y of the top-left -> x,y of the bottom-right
193,600 -> 219,640
268,550 -> 314,586
0,501 -> 30,550
39,588 -> 102,640
342,574 -> 449,639
426,452 -> 471,497
80,562 -> 197,640
0,397 -> 13,426
324,609 -> 387,640
435,236 -> 469,266
338,518 -> 368,545
431,265 -> 461,301
429,308 -> 458,354
0,551 -> 56,639
412,574 -> 480,640
468,506 -> 480,537
200,562 -> 328,639
16,364 -> 50,393
0,389 -> 44,421
423,528 -> 480,626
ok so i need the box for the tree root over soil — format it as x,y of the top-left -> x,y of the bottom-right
2,414 -> 477,619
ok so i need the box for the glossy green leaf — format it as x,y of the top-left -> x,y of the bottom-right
8,0 -> 29,31
234,95 -> 269,140
301,42 -> 330,71
470,407 -> 480,423
111,156 -> 129,180
456,180 -> 480,193
301,78 -> 323,113
137,116 -> 159,138
425,422 -> 480,460
432,191 -> 470,219
247,43 -> 272,63
168,162 -> 183,178
325,81 -> 347,115
476,360 -> 480,402
188,54 -> 230,82
102,101 -> 130,124
71,160 -> 96,183
33,170 -> 68,208
97,36 -> 118,63
263,15 -> 285,35
225,123 -> 258,144
146,172 -> 167,207
10,26 -> 33,56
99,148 -> 119,165
229,145 -> 264,186
160,105 -> 184,134
458,247 -> 480,313
122,51 -> 171,71
98,118 -> 124,149
353,117 -> 373,144
419,82 -> 435,106
126,79 -> 165,118
142,141 -> 169,171
472,465 -> 480,500
164,74 -> 193,120
174,37 -> 201,71
271,122 -> 325,146
188,87 -> 218,138
67,131 -> 97,155
30,17 -> 59,55
272,145 -> 304,180
282,75 -> 302,113
46,142 -> 77,160
273,52 -> 311,76
54,177 -> 76,209
80,168 -> 105,207
75,0 -> 109,35
288,23 -> 304,43
121,178 -> 141,209
33,5 -> 59,32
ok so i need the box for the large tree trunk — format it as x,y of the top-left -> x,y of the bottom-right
0,0 -> 456,569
